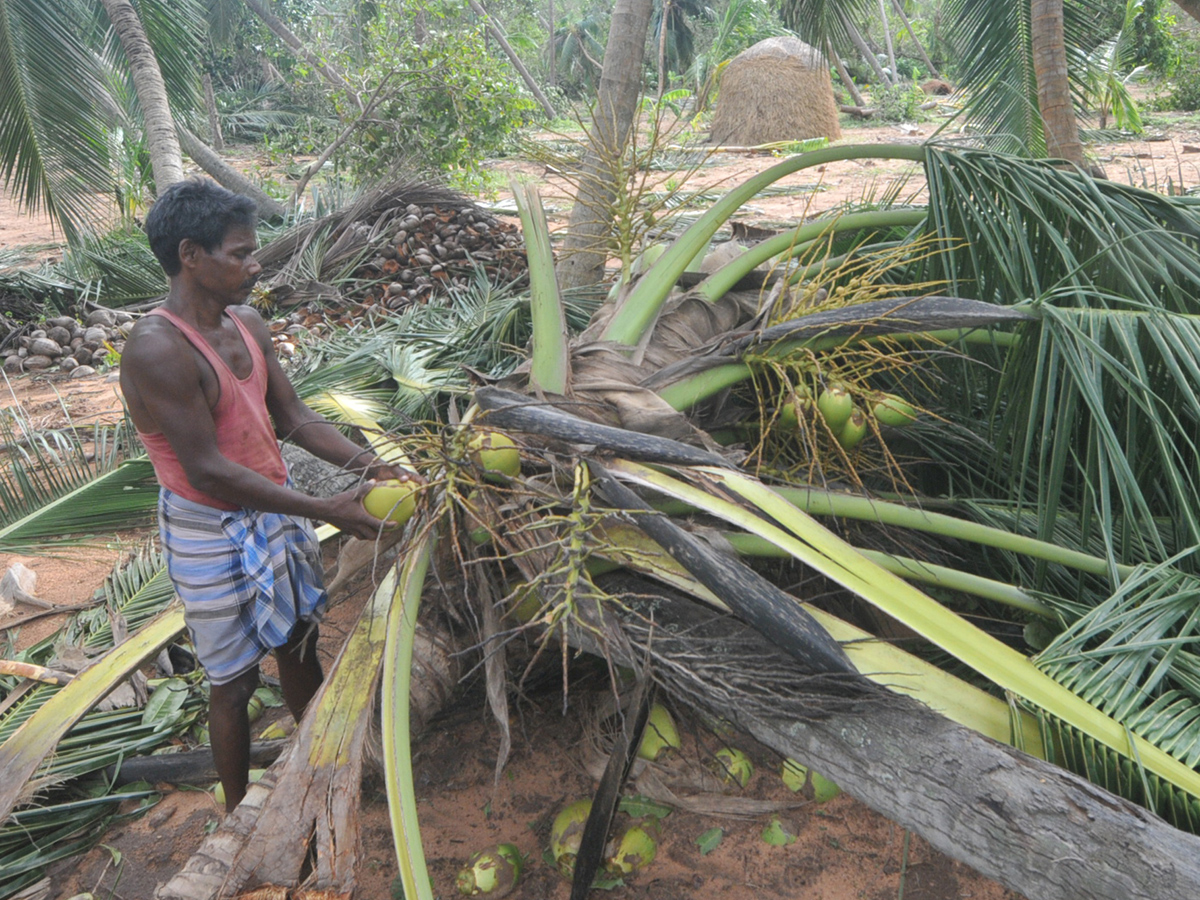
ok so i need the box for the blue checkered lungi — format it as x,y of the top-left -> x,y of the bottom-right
158,488 -> 327,686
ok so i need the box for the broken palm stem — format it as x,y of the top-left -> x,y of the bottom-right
0,660 -> 75,686
589,461 -> 856,675
382,530 -> 436,900
603,143 -> 928,346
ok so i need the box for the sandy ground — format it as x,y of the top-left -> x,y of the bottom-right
8,111 -> 1200,899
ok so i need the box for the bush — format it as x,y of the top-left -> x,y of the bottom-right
1169,38 -> 1200,111
346,3 -> 537,176
874,83 -> 925,123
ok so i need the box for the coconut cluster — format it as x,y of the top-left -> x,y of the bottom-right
1,309 -> 131,379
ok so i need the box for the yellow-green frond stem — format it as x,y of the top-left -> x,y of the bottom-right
382,532 -> 435,900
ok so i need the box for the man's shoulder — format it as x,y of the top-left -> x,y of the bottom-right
227,304 -> 267,329
123,313 -> 193,373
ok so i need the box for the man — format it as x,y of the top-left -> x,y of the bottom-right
121,178 -> 414,812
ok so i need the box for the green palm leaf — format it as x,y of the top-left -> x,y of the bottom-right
0,0 -> 116,239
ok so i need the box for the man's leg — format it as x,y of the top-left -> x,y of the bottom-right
209,665 -> 259,814
276,623 -> 323,722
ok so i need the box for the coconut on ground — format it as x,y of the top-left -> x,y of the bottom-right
709,36 -> 841,147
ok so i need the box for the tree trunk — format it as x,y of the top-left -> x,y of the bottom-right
243,0 -> 361,108
466,0 -> 557,118
657,0 -> 671,101
548,0 -> 556,90
580,582 -> 1200,900
1031,0 -> 1085,165
1174,0 -> 1200,24
176,126 -> 287,219
890,0 -> 938,78
202,71 -> 224,152
829,38 -> 866,108
98,0 -> 184,191
557,0 -> 655,291
877,0 -> 896,82
843,15 -> 893,87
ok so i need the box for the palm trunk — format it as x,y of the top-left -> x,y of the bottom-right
557,0 -> 655,291
829,38 -> 866,108
1031,0 -> 1085,164
175,126 -> 286,219
1174,0 -> 1200,24
843,14 -> 893,87
548,0 -> 556,90
98,0 -> 183,191
202,72 -> 224,152
877,0 -> 896,82
466,0 -> 556,118
890,0 -> 938,78
243,0 -> 361,109
657,0 -> 671,101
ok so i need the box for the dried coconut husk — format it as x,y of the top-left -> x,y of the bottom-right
709,37 -> 841,147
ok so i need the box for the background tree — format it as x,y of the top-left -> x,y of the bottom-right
557,0 -> 656,290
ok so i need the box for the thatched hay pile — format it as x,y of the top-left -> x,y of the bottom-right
709,37 -> 841,146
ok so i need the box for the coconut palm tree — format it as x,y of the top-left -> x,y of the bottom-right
98,0 -> 184,187
12,141 -> 1200,899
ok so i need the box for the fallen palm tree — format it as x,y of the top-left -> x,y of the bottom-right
13,141 -> 1200,900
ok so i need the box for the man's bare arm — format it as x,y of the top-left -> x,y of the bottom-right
231,306 -> 420,484
120,319 -> 393,539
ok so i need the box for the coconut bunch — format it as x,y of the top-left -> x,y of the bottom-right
1,308 -> 131,377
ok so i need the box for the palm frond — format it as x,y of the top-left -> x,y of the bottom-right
921,146 -> 1200,308
943,0 -> 1116,152
0,0 -> 117,239
0,398 -> 156,550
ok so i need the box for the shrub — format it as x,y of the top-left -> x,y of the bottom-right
345,3 -> 536,176
874,83 -> 925,122
1169,38 -> 1200,111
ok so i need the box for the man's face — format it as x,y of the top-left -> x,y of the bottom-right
189,225 -> 262,302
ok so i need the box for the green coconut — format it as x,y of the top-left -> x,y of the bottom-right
607,821 -> 659,874
362,479 -> 420,524
637,703 -> 681,761
713,746 -> 754,788
550,799 -> 592,878
817,385 -> 853,433
455,842 -> 523,896
873,393 -> 918,427
468,430 -> 521,480
781,758 -> 841,802
212,768 -> 266,807
835,407 -> 868,450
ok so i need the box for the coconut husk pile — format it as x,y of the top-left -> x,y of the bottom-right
709,36 -> 841,147
254,180 -> 528,316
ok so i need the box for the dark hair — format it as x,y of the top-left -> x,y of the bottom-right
144,178 -> 258,276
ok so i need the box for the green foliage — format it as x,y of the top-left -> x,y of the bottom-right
348,1 -> 536,176
1128,0 -> 1175,75
873,82 -> 925,122
1169,38 -> 1200,112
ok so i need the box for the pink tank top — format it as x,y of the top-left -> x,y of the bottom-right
137,307 -> 287,511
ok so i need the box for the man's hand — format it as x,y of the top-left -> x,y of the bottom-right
366,462 -> 427,486
318,482 -> 403,540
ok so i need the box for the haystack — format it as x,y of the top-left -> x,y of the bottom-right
709,37 -> 841,146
